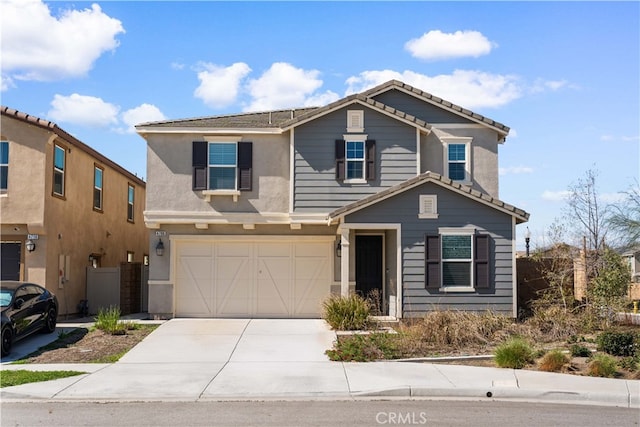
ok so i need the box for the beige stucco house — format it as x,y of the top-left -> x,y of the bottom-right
1,106 -> 147,315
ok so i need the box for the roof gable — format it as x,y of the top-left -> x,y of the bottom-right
328,171 -> 529,224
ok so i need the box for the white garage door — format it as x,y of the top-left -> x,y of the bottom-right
174,237 -> 332,318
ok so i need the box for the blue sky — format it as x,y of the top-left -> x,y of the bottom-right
2,1 -> 638,249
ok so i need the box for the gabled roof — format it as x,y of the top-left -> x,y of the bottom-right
1,106 -> 145,186
135,80 -> 507,137
361,80 -> 510,136
328,171 -> 529,224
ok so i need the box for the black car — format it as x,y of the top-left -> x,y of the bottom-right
1,281 -> 58,357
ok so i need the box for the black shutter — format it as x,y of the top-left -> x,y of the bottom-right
238,142 -> 252,191
425,234 -> 441,289
335,139 -> 345,180
365,140 -> 376,180
474,234 -> 490,289
192,141 -> 207,190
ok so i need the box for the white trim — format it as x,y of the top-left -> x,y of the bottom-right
416,128 -> 421,175
169,234 -> 336,243
418,194 -> 438,219
148,280 -> 172,286
512,216 -> 518,318
204,136 -> 242,142
439,286 -> 475,293
347,110 -> 364,133
439,228 -> 475,289
289,128 -> 295,213
438,226 -> 476,234
343,134 -> 368,142
202,189 -> 240,202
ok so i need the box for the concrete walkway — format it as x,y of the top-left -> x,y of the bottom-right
1,319 -> 639,408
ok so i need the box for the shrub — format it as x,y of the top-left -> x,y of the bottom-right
587,354 -> 618,378
597,331 -> 638,357
539,350 -> 568,372
570,344 -> 592,358
95,306 -> 126,335
494,338 -> 534,369
619,356 -> 639,372
325,333 -> 400,362
322,294 -> 371,331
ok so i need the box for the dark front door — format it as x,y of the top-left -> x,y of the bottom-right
1,242 -> 21,280
355,235 -> 383,312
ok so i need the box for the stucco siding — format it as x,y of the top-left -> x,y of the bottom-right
294,106 -> 418,212
343,182 -> 515,315
146,133 -> 289,214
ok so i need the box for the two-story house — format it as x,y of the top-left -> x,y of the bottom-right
1,106 -> 148,316
136,80 -> 529,320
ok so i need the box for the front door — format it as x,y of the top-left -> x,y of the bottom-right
1,242 -> 21,280
355,235 -> 383,313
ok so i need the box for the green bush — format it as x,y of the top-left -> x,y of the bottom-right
494,338 -> 534,369
570,344 -> 592,358
539,350 -> 568,372
95,306 -> 126,335
322,294 -> 371,331
619,356 -> 639,372
325,333 -> 400,362
587,354 -> 618,378
597,331 -> 638,357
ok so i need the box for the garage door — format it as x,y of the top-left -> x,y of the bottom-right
174,237 -> 333,318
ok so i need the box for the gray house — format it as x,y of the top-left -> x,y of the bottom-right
136,80 -> 529,320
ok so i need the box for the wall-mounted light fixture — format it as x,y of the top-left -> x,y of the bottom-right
336,240 -> 342,258
525,227 -> 531,257
25,239 -> 36,252
156,239 -> 165,256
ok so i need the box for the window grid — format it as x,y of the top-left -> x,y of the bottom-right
0,141 -> 8,192
346,140 -> 365,179
447,144 -> 467,181
441,234 -> 472,287
208,142 -> 237,190
53,144 -> 65,196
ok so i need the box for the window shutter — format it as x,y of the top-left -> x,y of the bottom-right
425,234 -> 441,289
237,141 -> 253,191
474,234 -> 490,289
192,141 -> 207,190
365,140 -> 376,180
335,139 -> 345,180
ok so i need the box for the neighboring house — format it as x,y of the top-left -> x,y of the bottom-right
136,80 -> 529,320
0,106 -> 147,315
622,248 -> 640,300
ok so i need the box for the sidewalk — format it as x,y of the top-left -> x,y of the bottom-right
1,318 -> 638,408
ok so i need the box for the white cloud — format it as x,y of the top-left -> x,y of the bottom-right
530,78 -> 569,93
541,190 -> 571,202
1,0 -> 124,83
120,104 -> 167,133
244,63 -> 338,111
48,94 -> 120,128
499,166 -> 534,176
600,134 -> 640,142
194,62 -> 252,108
405,30 -> 496,61
600,192 -> 626,204
345,69 -> 522,109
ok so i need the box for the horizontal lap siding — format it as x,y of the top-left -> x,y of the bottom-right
372,90 -> 475,125
294,107 -> 417,212
344,182 -> 514,316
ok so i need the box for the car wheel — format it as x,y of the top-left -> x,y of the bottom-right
1,326 -> 12,357
42,306 -> 57,334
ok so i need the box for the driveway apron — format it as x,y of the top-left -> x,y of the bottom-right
54,319 -> 349,400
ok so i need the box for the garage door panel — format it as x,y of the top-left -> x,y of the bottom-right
175,238 -> 331,318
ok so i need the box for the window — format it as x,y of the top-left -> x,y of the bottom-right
127,251 -> 134,263
53,144 -> 66,197
443,138 -> 471,183
0,141 -> 8,193
425,231 -> 490,291
335,138 -> 376,182
209,142 -> 237,190
418,195 -> 438,219
192,141 -> 252,193
93,165 -> 103,211
127,184 -> 134,222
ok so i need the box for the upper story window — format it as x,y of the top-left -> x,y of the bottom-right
347,110 -> 364,133
93,165 -> 104,211
443,138 -> 472,183
209,142 -> 237,190
0,141 -> 8,193
335,136 -> 376,183
127,184 -> 135,222
53,144 -> 66,197
192,140 -> 253,195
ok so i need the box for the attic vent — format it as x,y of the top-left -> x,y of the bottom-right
419,195 -> 438,219
347,110 -> 364,133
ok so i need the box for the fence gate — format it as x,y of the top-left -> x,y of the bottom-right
86,267 -> 120,315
